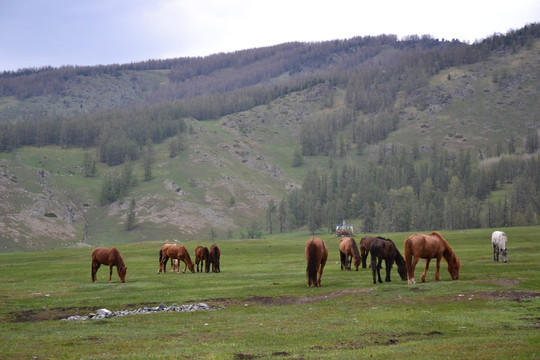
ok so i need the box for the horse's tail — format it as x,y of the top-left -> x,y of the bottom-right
369,243 -> 378,269
306,241 -> 318,285
159,248 -> 163,263
351,239 -> 361,261
403,236 -> 412,277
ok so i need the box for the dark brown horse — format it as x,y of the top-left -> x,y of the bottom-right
339,237 -> 361,271
158,243 -> 176,274
195,246 -> 210,273
160,244 -> 195,274
209,244 -> 221,273
359,236 -> 384,268
91,247 -> 127,283
404,231 -> 461,285
369,238 -> 407,284
305,237 -> 328,287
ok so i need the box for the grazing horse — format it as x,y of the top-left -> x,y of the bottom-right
305,237 -> 328,287
209,244 -> 221,273
91,247 -> 127,283
339,237 -> 361,271
195,246 -> 210,272
158,243 -> 176,274
369,238 -> 407,284
360,236 -> 387,269
160,245 -> 195,273
404,232 -> 461,285
491,231 -> 508,263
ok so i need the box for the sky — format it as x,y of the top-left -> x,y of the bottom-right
1,0 -> 539,72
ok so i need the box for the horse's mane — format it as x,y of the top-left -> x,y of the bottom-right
394,249 -> 405,266
112,248 -> 126,268
430,231 -> 457,260
351,239 -> 361,259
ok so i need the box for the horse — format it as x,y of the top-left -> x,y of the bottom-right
158,243 -> 176,274
160,244 -> 195,273
305,237 -> 328,287
369,238 -> 407,284
91,247 -> 127,283
360,236 -> 387,268
209,244 -> 221,273
491,231 -> 508,263
404,231 -> 461,285
195,246 -> 210,272
339,237 -> 361,271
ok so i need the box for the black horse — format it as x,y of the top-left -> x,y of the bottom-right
369,237 -> 407,284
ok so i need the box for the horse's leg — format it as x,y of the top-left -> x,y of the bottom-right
182,259 -> 188,273
92,261 -> 100,283
494,244 -> 499,262
377,258 -> 383,283
109,265 -> 113,283
435,256 -> 441,281
421,258 -> 431,283
408,256 -> 419,285
385,259 -> 393,282
160,257 -> 167,274
318,257 -> 327,287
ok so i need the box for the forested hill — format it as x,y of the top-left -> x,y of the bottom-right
0,24 -> 539,251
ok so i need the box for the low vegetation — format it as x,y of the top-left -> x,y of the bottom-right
0,227 -> 538,358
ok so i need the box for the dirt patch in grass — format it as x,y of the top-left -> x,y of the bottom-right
482,290 -> 539,302
478,278 -> 519,286
234,288 -> 375,307
10,306 -> 95,322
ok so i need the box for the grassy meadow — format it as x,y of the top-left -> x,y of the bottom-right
0,226 -> 539,359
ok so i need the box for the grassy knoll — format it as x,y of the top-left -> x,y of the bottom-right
1,227 -> 539,359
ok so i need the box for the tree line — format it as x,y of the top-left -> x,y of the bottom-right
274,143 -> 539,234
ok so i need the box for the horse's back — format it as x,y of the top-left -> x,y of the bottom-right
492,231 -> 507,246
360,236 -> 375,249
306,237 -> 326,257
339,237 -> 351,253
92,247 -> 112,264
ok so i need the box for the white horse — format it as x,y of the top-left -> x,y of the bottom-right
491,231 -> 508,263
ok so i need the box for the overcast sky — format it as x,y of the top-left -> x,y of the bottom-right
1,0 -> 539,72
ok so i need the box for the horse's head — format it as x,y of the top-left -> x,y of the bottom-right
397,262 -> 408,281
448,257 -> 460,280
501,248 -> 508,263
188,262 -> 195,273
119,266 -> 127,283
353,258 -> 361,271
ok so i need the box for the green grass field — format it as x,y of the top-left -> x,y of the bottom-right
1,227 -> 539,359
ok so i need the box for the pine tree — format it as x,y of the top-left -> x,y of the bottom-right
126,198 -> 136,230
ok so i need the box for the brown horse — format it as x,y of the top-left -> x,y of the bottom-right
359,236 -> 382,268
339,237 -> 361,271
209,244 -> 221,273
369,238 -> 407,284
91,247 -> 127,283
158,243 -> 176,274
404,231 -> 461,285
305,237 -> 328,287
160,244 -> 195,274
195,246 -> 210,273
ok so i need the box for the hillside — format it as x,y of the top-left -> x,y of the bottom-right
0,27 -> 539,251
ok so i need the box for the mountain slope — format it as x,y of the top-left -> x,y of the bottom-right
0,31 -> 539,251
